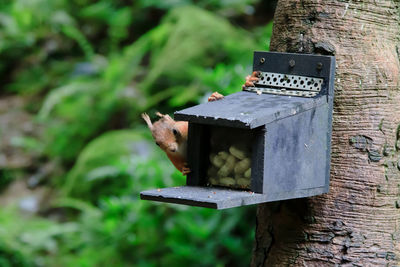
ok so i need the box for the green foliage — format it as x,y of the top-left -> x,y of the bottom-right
0,170 -> 14,192
39,79 -> 108,161
45,196 -> 254,267
0,244 -> 33,267
0,0 -> 273,266
138,0 -> 259,15
58,129 -> 255,266
0,206 -> 78,267
61,25 -> 95,60
138,6 -> 256,103
0,129 -> 255,266
63,129 -> 168,202
36,6 -> 265,163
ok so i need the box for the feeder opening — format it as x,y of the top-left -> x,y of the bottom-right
206,126 -> 254,190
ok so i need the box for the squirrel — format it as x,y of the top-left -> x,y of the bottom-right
142,72 -> 260,175
243,71 -> 260,88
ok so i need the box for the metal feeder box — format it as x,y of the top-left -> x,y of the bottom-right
141,51 -> 335,209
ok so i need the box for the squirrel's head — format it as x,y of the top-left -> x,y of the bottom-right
141,112 -> 184,155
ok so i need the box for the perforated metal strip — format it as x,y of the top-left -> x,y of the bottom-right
245,87 -> 318,97
243,72 -> 324,98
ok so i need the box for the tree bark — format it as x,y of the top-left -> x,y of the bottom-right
251,1 -> 400,266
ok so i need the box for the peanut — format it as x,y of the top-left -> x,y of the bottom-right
244,168 -> 251,179
237,178 -> 250,187
220,177 -> 235,186
225,155 -> 237,168
210,154 -> 224,168
234,158 -> 251,174
218,151 -> 229,160
229,145 -> 248,160
218,164 -> 232,177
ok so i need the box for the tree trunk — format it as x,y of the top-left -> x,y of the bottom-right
251,1 -> 400,266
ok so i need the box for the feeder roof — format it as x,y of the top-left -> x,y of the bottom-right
174,91 -> 326,129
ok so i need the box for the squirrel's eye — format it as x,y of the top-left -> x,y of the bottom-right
172,129 -> 178,136
155,142 -> 160,146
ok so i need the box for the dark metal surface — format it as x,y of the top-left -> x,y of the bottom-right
252,51 -> 334,97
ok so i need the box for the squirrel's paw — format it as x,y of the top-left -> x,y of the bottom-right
181,166 -> 191,176
242,71 -> 261,89
208,92 -> 224,102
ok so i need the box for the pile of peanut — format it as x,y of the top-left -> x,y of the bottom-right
207,144 -> 251,189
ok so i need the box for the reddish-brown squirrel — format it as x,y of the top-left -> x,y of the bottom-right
142,72 -> 259,175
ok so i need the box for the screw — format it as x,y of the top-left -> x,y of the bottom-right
289,59 -> 295,67
260,58 -> 265,64
317,62 -> 323,70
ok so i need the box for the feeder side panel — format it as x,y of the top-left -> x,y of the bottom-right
263,104 -> 330,196
324,57 -> 336,192
250,127 -> 266,193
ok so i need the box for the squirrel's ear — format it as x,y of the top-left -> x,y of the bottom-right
164,114 -> 173,121
156,112 -> 173,122
141,113 -> 153,129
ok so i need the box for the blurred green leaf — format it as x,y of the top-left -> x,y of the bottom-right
0,1 -> 273,266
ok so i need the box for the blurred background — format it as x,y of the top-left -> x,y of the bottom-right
0,0 -> 276,266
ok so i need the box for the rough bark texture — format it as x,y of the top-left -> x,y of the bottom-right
251,1 -> 400,266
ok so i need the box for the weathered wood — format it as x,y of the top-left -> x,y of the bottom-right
251,0 -> 400,266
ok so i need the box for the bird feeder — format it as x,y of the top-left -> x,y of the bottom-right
141,51 -> 335,209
